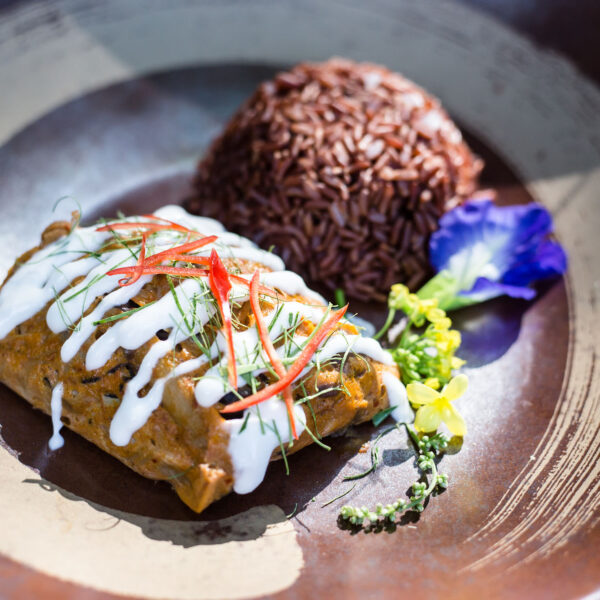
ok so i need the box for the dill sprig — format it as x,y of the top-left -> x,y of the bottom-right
271,419 -> 291,471
52,195 -> 82,233
51,288 -> 79,332
321,483 -> 357,508
342,425 -> 393,481
92,301 -> 156,326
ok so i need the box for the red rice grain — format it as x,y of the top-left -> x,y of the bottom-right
186,59 -> 483,301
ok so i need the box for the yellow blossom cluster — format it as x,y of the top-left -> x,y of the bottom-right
387,284 -> 468,436
388,284 -> 464,386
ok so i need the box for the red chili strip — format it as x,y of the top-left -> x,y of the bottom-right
165,255 -> 277,295
96,221 -> 193,234
230,274 -> 276,297
140,214 -> 197,243
119,233 -> 148,286
105,235 -> 215,284
107,265 -> 208,279
106,264 -> 277,297
249,271 -> 298,439
142,235 -> 217,266
208,249 -> 237,389
202,267 -> 276,296
162,254 -> 211,267
221,304 -> 348,414
140,214 -> 193,230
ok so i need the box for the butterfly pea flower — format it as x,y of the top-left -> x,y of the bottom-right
417,199 -> 567,311
407,374 -> 468,437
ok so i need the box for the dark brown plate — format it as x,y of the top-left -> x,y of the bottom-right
0,64 -> 597,600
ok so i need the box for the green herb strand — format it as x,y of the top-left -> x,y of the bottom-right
338,424 -> 449,528
93,301 -> 156,325
321,483 -> 357,508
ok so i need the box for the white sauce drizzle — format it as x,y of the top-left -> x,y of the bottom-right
224,399 -> 306,494
381,372 -> 413,424
217,246 -> 285,272
346,314 -> 376,338
60,275 -> 152,363
238,271 -> 326,305
46,248 -> 138,334
108,280 -> 215,446
0,205 -> 405,493
0,228 -> 109,339
153,205 -> 225,235
49,383 -> 65,450
86,278 -> 210,370
308,334 -> 395,370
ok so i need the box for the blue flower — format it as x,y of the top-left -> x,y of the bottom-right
417,199 -> 567,311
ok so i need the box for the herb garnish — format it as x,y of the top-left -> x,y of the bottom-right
377,284 -> 464,389
321,483 -> 357,508
339,424 -> 449,528
92,300 -> 157,326
328,282 -> 466,530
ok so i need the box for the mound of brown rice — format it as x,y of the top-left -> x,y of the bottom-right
186,59 -> 483,302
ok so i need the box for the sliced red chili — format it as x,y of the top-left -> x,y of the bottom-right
164,256 -> 278,295
249,271 -> 298,439
107,265 -> 209,279
208,249 -> 237,389
106,264 -> 277,297
142,235 -> 217,266
221,304 -> 348,413
96,221 -> 193,234
231,275 -> 277,296
140,214 -> 194,230
118,233 -> 147,286
162,254 -> 211,267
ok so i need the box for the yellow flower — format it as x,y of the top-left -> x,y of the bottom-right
425,307 -> 446,323
451,356 -> 466,369
432,317 -> 452,331
424,377 -> 440,390
407,374 -> 468,437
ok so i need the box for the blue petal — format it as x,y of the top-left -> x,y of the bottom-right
429,200 -> 493,273
459,277 -> 537,303
503,240 -> 567,287
429,200 -> 567,300
511,204 -> 553,248
429,201 -> 514,292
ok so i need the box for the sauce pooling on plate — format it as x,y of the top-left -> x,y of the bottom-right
0,205 -> 410,493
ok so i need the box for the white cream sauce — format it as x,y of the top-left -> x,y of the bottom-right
46,248 -> 140,334
224,399 -> 306,494
0,205 -> 410,493
306,335 -> 395,372
49,382 -> 65,450
381,372 -> 413,424
237,271 -> 326,305
214,246 -> 285,273
346,314 -> 376,338
108,279 -> 215,446
60,275 -> 152,363
0,228 -> 110,339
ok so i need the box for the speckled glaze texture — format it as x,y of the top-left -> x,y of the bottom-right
0,1 -> 598,600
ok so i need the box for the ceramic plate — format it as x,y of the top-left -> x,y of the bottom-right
0,3 -> 598,600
